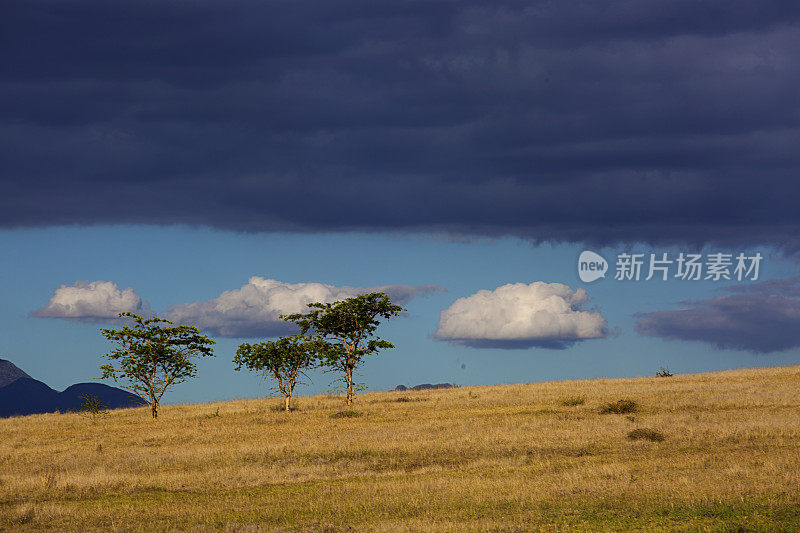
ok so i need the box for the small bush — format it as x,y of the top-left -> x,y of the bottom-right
330,410 -> 362,419
11,506 -> 35,526
655,367 -> 673,378
560,395 -> 586,406
270,403 -> 301,412
599,399 -> 638,414
518,407 -> 558,416
378,396 -> 427,403
79,394 -> 108,423
627,428 -> 665,442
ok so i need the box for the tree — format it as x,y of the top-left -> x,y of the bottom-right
100,312 -> 215,418
234,334 -> 327,411
283,292 -> 404,406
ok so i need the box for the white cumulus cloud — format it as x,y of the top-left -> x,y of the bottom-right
164,277 -> 442,337
32,280 -> 147,321
435,282 -> 607,349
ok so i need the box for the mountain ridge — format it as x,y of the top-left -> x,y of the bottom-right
0,358 -> 31,388
0,359 -> 146,418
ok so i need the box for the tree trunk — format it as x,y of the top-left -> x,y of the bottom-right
345,366 -> 354,406
284,395 -> 291,412
151,402 -> 158,419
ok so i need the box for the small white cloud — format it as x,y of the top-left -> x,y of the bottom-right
164,277 -> 442,337
32,280 -> 147,321
435,282 -> 607,349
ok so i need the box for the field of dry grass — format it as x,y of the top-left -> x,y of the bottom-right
1,364 -> 799,531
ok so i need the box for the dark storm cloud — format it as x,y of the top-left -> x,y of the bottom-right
635,276 -> 800,353
2,0 -> 800,249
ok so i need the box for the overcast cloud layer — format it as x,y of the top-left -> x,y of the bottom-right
164,277 -> 441,337
2,1 -> 800,249
436,282 -> 607,349
32,281 -> 147,321
635,276 -> 800,353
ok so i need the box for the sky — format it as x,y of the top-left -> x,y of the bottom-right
2,1 -> 800,404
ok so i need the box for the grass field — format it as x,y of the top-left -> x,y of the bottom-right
2,364 -> 800,532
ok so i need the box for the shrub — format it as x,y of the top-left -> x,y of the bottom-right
380,396 -> 427,403
203,407 -> 221,418
330,410 -> 362,419
270,403 -> 301,412
560,395 -> 586,406
655,367 -> 673,378
79,394 -> 108,423
10,506 -> 35,526
627,428 -> 665,442
599,399 -> 638,414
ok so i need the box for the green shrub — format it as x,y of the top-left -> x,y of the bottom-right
79,394 -> 108,423
380,396 -> 427,403
270,403 -> 301,412
203,407 -> 221,418
560,395 -> 586,406
330,410 -> 362,419
599,399 -> 638,414
627,428 -> 665,442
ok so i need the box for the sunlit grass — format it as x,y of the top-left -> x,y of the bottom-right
1,364 -> 799,531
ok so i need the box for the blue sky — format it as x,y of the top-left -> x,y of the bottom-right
2,226 -> 798,404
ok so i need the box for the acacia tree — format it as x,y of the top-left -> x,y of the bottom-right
234,334 -> 327,411
100,312 -> 215,418
283,292 -> 404,406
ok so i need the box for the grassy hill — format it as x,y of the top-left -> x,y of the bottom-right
2,364 -> 799,531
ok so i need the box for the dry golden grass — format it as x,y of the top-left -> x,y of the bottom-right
2,364 -> 800,531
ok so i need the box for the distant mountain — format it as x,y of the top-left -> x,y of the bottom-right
0,360 -> 146,418
0,358 -> 31,388
0,378 -> 60,416
58,383 -> 147,413
394,383 -> 455,392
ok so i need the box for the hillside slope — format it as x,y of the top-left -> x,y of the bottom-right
1,364 -> 799,531
0,378 -> 59,417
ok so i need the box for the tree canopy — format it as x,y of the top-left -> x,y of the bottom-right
234,334 -> 328,411
100,312 -> 215,418
283,292 -> 404,405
